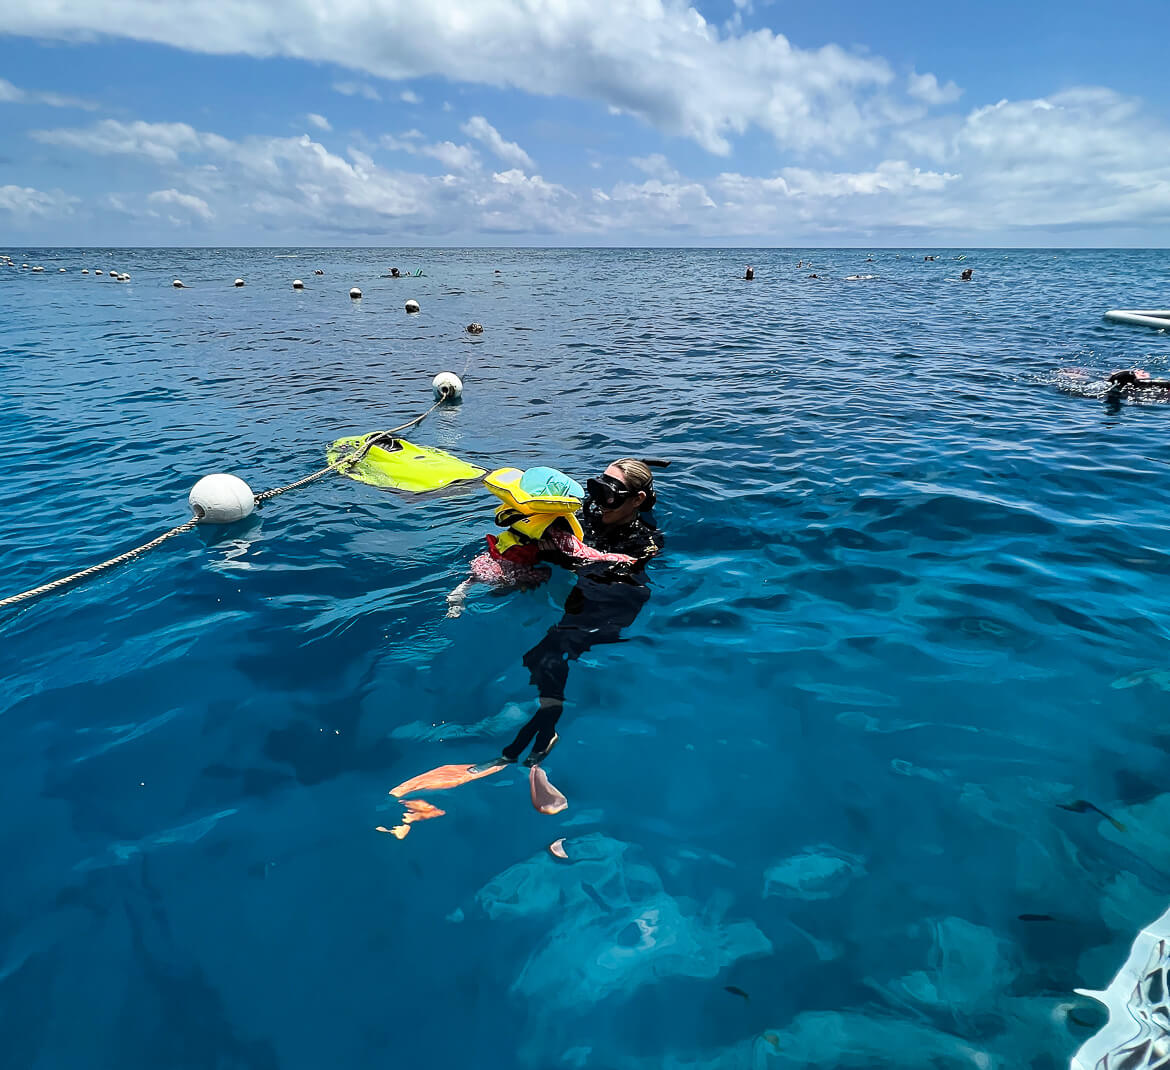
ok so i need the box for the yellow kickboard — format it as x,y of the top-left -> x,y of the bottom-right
327,435 -> 486,492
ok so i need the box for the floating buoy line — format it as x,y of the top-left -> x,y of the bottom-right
0,373 -> 466,612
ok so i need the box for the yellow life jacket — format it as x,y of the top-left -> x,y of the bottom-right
484,467 -> 584,554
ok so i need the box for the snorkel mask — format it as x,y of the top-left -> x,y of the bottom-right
586,473 -> 638,510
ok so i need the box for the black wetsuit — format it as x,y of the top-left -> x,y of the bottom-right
501,503 -> 663,761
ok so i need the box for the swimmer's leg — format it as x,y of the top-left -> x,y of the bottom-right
500,697 -> 563,763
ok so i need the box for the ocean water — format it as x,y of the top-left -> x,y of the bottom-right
3,247 -> 1170,1069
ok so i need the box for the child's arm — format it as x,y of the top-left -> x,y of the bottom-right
539,526 -> 636,566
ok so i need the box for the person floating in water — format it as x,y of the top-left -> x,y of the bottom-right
961,268 -> 973,281
484,458 -> 667,770
387,459 -> 667,831
744,265 -> 755,281
1108,369 -> 1170,391
450,467 -> 636,600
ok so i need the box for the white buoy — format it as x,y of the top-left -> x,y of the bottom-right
189,474 -> 256,524
173,279 -> 184,288
32,266 -> 43,272
314,269 -> 324,275
94,269 -> 102,275
234,278 -> 245,287
292,279 -> 304,289
432,371 -> 464,401
59,268 -> 66,273
405,299 -> 420,314
120,273 -> 131,282
82,269 -> 89,274
350,287 -> 362,299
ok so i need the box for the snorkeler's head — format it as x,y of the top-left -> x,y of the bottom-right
587,458 -> 669,519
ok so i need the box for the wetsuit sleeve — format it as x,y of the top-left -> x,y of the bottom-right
539,527 -> 635,565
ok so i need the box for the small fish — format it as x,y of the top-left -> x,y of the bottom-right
762,1033 -> 781,1051
724,985 -> 750,1002
1058,799 -> 1126,832
1018,914 -> 1055,922
549,838 -> 568,859
580,881 -> 611,913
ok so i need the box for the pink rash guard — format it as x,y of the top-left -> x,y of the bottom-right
469,525 -> 635,587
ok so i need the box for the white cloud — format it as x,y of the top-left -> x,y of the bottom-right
381,132 -> 479,171
631,154 -> 680,181
31,119 -> 230,164
0,76 -> 96,110
305,113 -> 332,131
907,71 -> 962,106
460,116 -> 534,171
147,188 -> 214,220
22,86 -> 1170,241
0,0 -> 899,155
332,80 -> 381,101
400,89 -> 421,104
0,184 -> 78,218
779,160 -> 958,198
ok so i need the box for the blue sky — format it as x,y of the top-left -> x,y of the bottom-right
2,0 -> 1168,246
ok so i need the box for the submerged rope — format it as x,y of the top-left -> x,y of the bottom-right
0,391 -> 454,611
0,518 -> 199,610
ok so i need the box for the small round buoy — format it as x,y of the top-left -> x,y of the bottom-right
405,299 -> 420,314
173,279 -> 184,288
94,270 -> 102,276
466,322 -> 484,334
120,273 -> 131,281
32,266 -> 43,272
59,268 -> 66,273
350,287 -> 362,299
292,279 -> 304,289
234,278 -> 245,287
189,474 -> 256,524
432,371 -> 463,401
81,269 -> 89,274
314,269 -> 324,275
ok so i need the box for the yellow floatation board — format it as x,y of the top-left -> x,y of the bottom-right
327,435 -> 486,492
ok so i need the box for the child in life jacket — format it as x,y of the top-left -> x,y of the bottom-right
446,467 -> 635,616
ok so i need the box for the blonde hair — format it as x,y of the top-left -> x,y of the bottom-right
611,458 -> 656,509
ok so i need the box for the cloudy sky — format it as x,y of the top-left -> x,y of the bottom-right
2,0 -> 1168,246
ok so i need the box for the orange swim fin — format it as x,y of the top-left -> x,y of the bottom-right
390,762 -> 506,798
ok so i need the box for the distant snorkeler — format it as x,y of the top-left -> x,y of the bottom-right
744,265 -> 755,280
1053,366 -> 1170,400
1107,369 -> 1170,391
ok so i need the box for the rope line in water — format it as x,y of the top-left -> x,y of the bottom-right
0,391 -> 453,611
0,518 -> 200,609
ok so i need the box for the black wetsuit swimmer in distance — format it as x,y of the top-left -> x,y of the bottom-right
1109,370 -> 1170,391
500,498 -> 663,763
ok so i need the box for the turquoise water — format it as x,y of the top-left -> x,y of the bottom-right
3,248 -> 1170,1068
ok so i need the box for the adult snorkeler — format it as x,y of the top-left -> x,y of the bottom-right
383,458 -> 668,832
1108,369 -> 1170,391
479,458 -> 668,771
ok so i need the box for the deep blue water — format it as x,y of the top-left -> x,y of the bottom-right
3,247 -> 1170,1069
